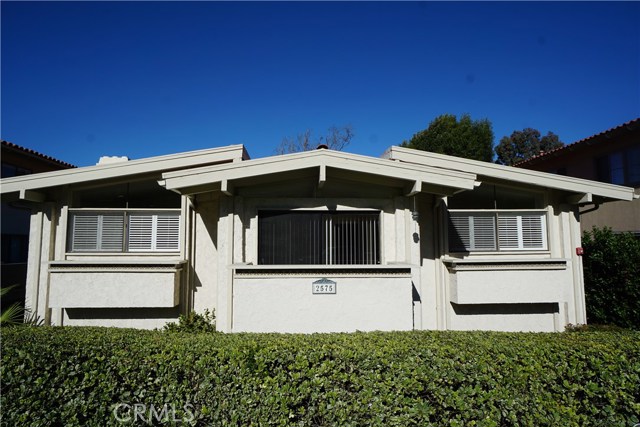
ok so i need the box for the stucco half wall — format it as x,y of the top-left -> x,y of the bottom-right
232,267 -> 414,333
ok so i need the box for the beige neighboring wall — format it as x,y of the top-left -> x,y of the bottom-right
580,197 -> 640,234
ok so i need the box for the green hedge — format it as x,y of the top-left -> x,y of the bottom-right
582,227 -> 640,329
1,328 -> 639,426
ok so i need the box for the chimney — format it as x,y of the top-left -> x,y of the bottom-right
97,156 -> 129,165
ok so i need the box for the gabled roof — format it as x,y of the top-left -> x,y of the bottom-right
160,148 -> 478,195
1,143 -> 634,203
514,117 -> 640,167
1,145 -> 248,195
1,140 -> 77,169
384,146 -> 635,202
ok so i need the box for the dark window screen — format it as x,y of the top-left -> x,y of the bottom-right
258,211 -> 380,265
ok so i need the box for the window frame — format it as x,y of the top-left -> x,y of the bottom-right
447,209 -> 549,253
67,208 -> 181,254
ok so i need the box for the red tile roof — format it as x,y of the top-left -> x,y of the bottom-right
514,118 -> 640,167
1,140 -> 76,169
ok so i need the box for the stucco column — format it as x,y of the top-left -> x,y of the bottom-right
570,207 -> 587,324
24,210 -> 44,320
216,196 -> 234,332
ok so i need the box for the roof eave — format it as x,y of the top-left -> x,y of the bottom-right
0,144 -> 248,195
384,146 -> 635,202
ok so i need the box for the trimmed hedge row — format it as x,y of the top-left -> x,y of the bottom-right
582,227 -> 640,329
1,327 -> 639,426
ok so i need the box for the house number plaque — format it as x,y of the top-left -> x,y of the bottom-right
312,278 -> 336,294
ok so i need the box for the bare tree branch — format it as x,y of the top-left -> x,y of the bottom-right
276,125 -> 354,154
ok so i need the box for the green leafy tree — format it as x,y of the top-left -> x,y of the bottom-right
495,128 -> 563,166
401,114 -> 494,162
582,227 -> 640,329
276,125 -> 354,154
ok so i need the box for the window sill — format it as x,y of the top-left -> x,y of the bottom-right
233,264 -> 413,277
51,260 -> 186,271
446,250 -> 551,257
65,252 -> 182,261
442,257 -> 568,271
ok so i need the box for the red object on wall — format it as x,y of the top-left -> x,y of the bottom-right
576,247 -> 584,256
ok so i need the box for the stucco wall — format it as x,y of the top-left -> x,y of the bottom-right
449,264 -> 569,304
232,272 -> 413,333
49,268 -> 181,308
442,262 -> 570,332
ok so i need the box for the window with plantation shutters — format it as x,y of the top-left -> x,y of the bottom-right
68,210 -> 180,253
449,211 -> 547,252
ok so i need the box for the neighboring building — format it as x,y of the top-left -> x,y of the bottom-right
0,144 -> 634,332
515,118 -> 640,236
1,141 -> 75,311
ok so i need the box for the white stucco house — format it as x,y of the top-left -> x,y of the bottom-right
1,145 -> 635,332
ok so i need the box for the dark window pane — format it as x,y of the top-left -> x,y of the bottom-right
610,152 -> 624,185
1,163 -> 31,178
448,184 -> 541,210
447,185 -> 495,209
626,146 -> 640,186
1,234 -> 29,263
595,156 -> 611,183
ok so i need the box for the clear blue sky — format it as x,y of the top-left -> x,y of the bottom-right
2,1 -> 639,167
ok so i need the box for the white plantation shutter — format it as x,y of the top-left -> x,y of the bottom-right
71,213 -> 124,252
521,213 -> 546,250
155,214 -> 180,251
471,215 -> 497,250
71,214 -> 99,251
448,214 -> 471,251
100,214 -> 124,251
128,214 -> 154,251
497,215 -> 520,250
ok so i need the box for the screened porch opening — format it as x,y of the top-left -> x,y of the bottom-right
258,210 -> 380,265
